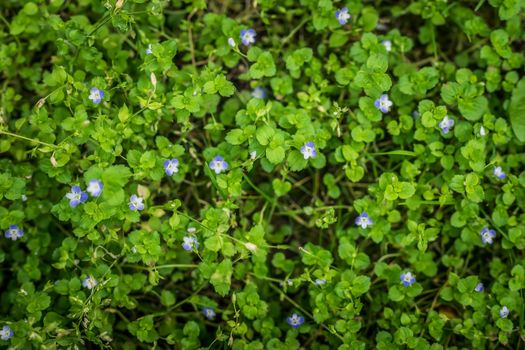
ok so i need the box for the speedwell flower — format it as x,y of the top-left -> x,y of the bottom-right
88,87 -> 104,105
86,179 -> 103,198
240,29 -> 256,46
335,7 -> 351,25
164,159 -> 180,176
314,279 -> 327,286
145,44 -> 152,55
182,236 -> 199,251
499,306 -> 509,318
129,194 -> 145,211
286,313 -> 305,329
400,272 -> 416,286
209,156 -> 228,174
4,225 -> 23,241
480,227 -> 496,245
202,307 -> 216,320
493,166 -> 506,180
251,86 -> 266,99
227,37 -> 236,47
382,39 -> 392,52
66,186 -> 88,208
439,115 -> 454,134
82,275 -> 98,290
374,94 -> 393,113
474,282 -> 484,292
300,141 -> 317,160
355,212 -> 373,229
0,326 -> 13,340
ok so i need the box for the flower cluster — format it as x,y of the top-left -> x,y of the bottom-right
65,180 -> 103,208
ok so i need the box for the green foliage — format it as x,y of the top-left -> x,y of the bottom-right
0,0 -> 524,349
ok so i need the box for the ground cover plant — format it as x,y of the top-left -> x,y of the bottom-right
1,0 -> 525,348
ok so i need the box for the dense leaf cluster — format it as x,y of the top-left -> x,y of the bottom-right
1,0 -> 525,349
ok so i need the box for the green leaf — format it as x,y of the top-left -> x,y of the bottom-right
250,52 -> 276,79
458,96 -> 488,121
509,78 -> 525,142
210,259 -> 233,296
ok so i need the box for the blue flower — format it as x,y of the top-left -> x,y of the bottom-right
0,325 -> 13,340
493,166 -> 506,180
129,194 -> 145,211
286,313 -> 305,329
474,282 -> 484,293
382,39 -> 392,52
355,212 -> 373,229
374,94 -> 393,113
499,306 -> 509,318
251,86 -> 266,99
209,155 -> 229,174
335,7 -> 351,25
164,158 -> 180,176
314,279 -> 326,286
480,227 -> 496,245
66,185 -> 88,208
400,272 -> 416,287
439,115 -> 454,134
240,29 -> 256,46
82,275 -> 98,290
182,236 -> 199,251
300,141 -> 317,160
146,44 -> 153,55
202,307 -> 216,320
88,87 -> 105,105
4,224 -> 23,241
86,179 -> 103,198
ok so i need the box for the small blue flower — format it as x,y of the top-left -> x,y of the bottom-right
480,227 -> 496,245
439,115 -> 454,134
374,94 -> 393,113
286,313 -> 305,329
474,282 -> 484,293
499,306 -> 509,318
400,272 -> 416,287
251,86 -> 266,99
129,194 -> 145,211
202,307 -> 216,320
300,141 -> 317,160
382,39 -> 392,52
82,275 -> 97,290
314,279 -> 326,286
493,166 -> 506,180
240,29 -> 256,46
88,87 -> 105,105
146,44 -> 153,55
209,155 -> 229,174
335,7 -> 351,25
86,179 -> 103,198
164,158 -> 180,176
182,236 -> 199,251
355,212 -> 373,229
66,186 -> 88,208
4,224 -> 23,241
280,279 -> 293,287
0,325 -> 13,340
227,37 -> 236,47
